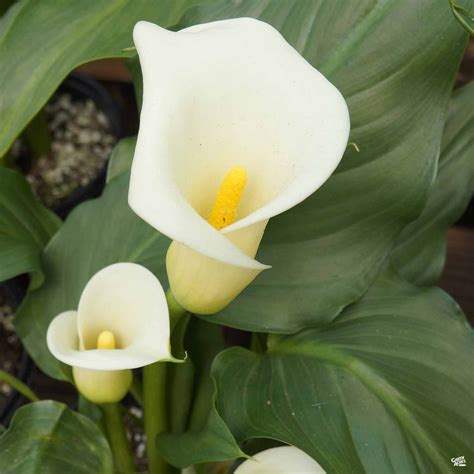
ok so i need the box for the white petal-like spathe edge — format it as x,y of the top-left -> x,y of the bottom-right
235,446 -> 326,474
129,18 -> 349,270
47,263 -> 172,371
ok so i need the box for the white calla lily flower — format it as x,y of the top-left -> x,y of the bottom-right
129,18 -> 350,314
235,446 -> 326,474
47,263 -> 172,403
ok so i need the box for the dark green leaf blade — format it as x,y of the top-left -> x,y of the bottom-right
183,0 -> 472,332
15,172 -> 169,379
391,82 -> 474,285
213,271 -> 474,473
0,0 -> 204,157
0,400 -> 113,473
0,167 -> 60,285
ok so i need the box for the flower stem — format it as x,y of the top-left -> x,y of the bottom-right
0,369 -> 39,402
143,362 -> 169,474
101,403 -> 136,474
130,373 -> 143,406
143,289 -> 186,474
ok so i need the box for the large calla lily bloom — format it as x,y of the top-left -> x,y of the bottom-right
47,263 -> 172,403
235,446 -> 325,474
129,18 -> 350,314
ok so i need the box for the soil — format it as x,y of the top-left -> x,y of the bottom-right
0,286 -> 22,411
125,404 -> 147,472
13,92 -> 116,210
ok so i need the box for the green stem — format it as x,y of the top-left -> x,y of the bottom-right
0,369 -> 39,402
130,373 -> 143,406
250,332 -> 267,354
143,289 -> 186,474
101,403 -> 135,474
143,362 -> 169,474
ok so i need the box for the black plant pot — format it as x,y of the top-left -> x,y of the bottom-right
457,199 -> 474,228
51,73 -> 125,219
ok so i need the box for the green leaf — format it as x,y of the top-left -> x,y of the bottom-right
391,82 -> 474,286
212,270 -> 474,473
15,172 -> 169,379
0,400 -> 113,473
106,136 -> 136,183
0,167 -> 61,286
179,0 -> 471,333
158,407 -> 244,468
158,320 -> 244,467
126,56 -> 143,112
449,0 -> 474,34
0,0 -> 205,157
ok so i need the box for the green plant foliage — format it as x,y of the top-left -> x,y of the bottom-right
158,320 -> 244,467
177,0 -> 471,333
212,270 -> 474,473
158,407 -> 244,468
449,0 -> 474,34
0,401 -> 113,473
15,172 -> 169,379
106,136 -> 137,183
0,167 -> 60,286
391,82 -> 474,286
0,0 -> 206,157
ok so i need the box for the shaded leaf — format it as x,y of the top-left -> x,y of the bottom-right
106,136 -> 136,183
391,82 -> 474,285
158,407 -> 244,469
0,167 -> 60,286
0,400 -> 113,473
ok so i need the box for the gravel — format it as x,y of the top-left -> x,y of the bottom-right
24,93 -> 116,209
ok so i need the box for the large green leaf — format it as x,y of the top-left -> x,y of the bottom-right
15,172 -> 169,379
0,0 -> 205,157
212,270 -> 474,473
175,0 -> 471,332
391,82 -> 474,286
0,167 -> 60,285
0,400 -> 113,473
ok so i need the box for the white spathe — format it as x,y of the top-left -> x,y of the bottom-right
235,446 -> 326,474
47,263 -> 171,402
129,18 -> 350,314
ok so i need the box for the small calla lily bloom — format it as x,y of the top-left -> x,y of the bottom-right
235,446 -> 325,474
129,18 -> 350,314
47,263 -> 172,404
